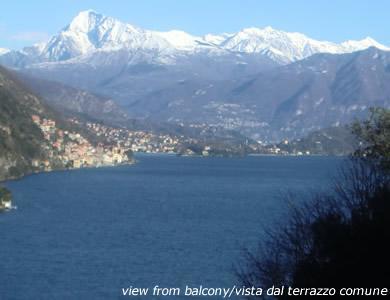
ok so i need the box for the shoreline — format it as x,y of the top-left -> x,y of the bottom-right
1,153 -> 344,184
0,159 -> 136,184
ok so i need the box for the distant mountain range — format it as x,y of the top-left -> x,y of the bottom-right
0,48 -> 9,56
1,10 -> 390,142
133,47 -> 390,141
1,10 -> 388,66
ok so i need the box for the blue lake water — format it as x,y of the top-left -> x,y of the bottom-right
0,155 -> 343,299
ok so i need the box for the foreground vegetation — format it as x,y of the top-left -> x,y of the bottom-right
237,108 -> 390,297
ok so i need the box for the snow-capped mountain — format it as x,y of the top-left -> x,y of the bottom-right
38,10 -> 176,62
0,48 -> 9,55
1,10 -> 389,143
217,27 -> 390,63
1,9 -> 389,67
213,29 -> 389,64
340,37 -> 388,53
219,27 -> 372,64
155,30 -> 203,51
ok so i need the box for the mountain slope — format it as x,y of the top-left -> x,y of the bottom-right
0,66 -> 135,180
0,66 -> 59,180
127,47 -> 390,142
17,73 -> 130,126
0,48 -> 9,55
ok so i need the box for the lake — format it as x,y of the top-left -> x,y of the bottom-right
0,155 -> 343,299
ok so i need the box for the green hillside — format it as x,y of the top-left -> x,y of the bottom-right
0,66 -> 57,180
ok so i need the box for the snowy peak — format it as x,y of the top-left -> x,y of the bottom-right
219,27 -> 336,63
38,10 -> 174,62
219,26 -> 389,63
65,9 -> 142,47
155,30 -> 202,50
340,37 -> 390,52
38,10 -> 107,60
67,10 -> 105,33
0,48 -> 10,55
2,10 -> 389,66
31,10 -> 221,63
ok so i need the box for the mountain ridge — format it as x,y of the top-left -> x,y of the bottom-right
1,10 -> 389,67
17,73 -> 130,126
125,47 -> 390,142
1,11 -> 390,144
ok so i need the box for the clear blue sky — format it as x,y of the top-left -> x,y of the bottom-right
1,0 -> 389,49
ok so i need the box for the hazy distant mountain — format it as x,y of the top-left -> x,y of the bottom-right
127,47 -> 390,142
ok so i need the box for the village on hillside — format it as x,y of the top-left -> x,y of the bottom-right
31,115 -> 131,171
31,114 -> 318,174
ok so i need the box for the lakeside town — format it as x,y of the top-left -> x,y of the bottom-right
80,119 -> 180,154
79,119 -> 322,156
0,115 -> 311,213
31,115 -> 131,171
31,114 -> 324,175
31,115 -> 231,173
70,119 -> 261,157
